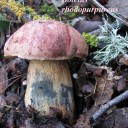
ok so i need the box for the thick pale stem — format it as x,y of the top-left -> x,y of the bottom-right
25,60 -> 75,120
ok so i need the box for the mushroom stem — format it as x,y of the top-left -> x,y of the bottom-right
25,60 -> 75,120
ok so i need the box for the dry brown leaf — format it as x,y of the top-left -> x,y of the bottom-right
96,108 -> 128,128
106,0 -> 128,18
24,118 -> 35,128
74,63 -> 95,97
73,115 -> 91,128
119,54 -> 128,65
6,58 -> 28,75
115,76 -> 127,92
93,67 -> 114,106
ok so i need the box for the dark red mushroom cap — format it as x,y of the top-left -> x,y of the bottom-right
4,20 -> 88,60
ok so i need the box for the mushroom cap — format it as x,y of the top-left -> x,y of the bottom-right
4,20 -> 88,60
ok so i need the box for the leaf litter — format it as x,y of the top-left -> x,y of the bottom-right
0,0 -> 128,128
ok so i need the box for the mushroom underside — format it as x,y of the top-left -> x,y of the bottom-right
25,60 -> 75,120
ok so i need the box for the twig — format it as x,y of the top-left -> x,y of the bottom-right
90,0 -> 128,26
0,73 -> 26,85
0,104 -> 21,112
0,77 -> 21,94
91,90 -> 128,122
84,63 -> 107,77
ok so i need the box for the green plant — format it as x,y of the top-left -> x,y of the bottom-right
0,0 -> 52,22
63,6 -> 80,19
93,19 -> 128,65
41,3 -> 56,14
0,12 -> 9,31
63,12 -> 77,19
82,32 -> 98,47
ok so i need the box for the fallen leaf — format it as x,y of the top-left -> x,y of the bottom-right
96,108 -> 128,128
25,118 -> 35,128
5,58 -> 28,75
81,83 -> 94,96
74,63 -> 95,97
73,115 -> 91,128
114,76 -> 127,92
84,63 -> 107,77
93,67 -> 114,106
119,54 -> 128,65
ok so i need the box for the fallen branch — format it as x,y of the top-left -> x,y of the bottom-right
84,63 -> 107,77
91,90 -> 128,122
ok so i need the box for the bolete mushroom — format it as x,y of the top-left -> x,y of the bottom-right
4,20 -> 88,121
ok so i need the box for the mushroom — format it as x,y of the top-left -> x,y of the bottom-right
4,20 -> 88,121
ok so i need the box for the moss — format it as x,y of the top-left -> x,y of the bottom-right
41,3 -> 56,14
63,12 -> 77,19
0,0 -> 52,22
0,12 -> 9,30
82,32 -> 98,47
